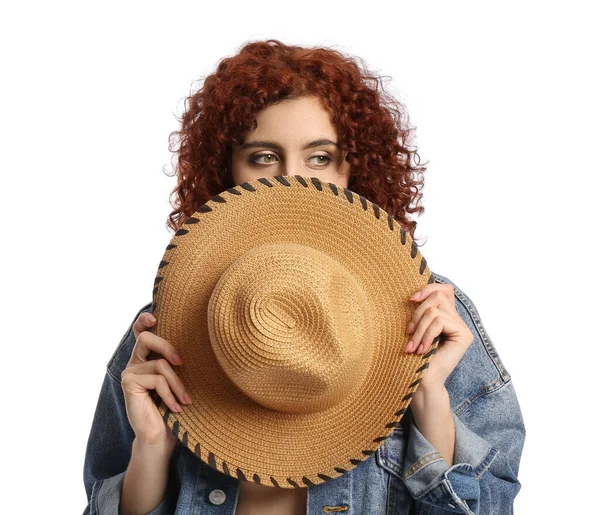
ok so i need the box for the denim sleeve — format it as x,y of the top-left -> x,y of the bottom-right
403,381 -> 525,514
82,303 -> 174,515
401,273 -> 526,514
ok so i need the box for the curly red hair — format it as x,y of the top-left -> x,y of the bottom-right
165,39 -> 427,242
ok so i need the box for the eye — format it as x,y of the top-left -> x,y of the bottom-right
252,153 -> 279,165
309,155 -> 331,166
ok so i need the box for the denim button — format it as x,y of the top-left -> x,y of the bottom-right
209,489 -> 226,505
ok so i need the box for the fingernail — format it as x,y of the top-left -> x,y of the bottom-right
148,315 -> 156,323
182,391 -> 193,404
173,353 -> 183,365
406,340 -> 414,352
407,322 -> 415,334
410,291 -> 421,300
174,402 -> 183,412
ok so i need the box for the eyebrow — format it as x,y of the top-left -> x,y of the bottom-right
238,139 -> 339,151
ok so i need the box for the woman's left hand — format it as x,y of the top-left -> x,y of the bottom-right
405,283 -> 474,389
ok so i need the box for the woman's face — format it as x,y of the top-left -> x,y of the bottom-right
231,96 -> 350,189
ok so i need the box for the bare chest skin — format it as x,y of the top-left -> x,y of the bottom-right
235,481 -> 308,515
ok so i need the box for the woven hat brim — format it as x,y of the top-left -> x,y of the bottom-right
151,175 -> 439,488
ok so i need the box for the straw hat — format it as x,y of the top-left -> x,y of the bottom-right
149,174 -> 440,489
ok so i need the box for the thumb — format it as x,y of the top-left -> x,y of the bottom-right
133,312 -> 156,339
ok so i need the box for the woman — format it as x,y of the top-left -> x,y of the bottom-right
83,39 -> 525,515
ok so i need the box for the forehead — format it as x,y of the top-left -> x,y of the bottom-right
246,96 -> 337,143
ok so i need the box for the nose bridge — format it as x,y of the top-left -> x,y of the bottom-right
280,152 -> 303,177
280,163 -> 297,177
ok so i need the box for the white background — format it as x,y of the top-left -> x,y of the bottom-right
1,1 -> 598,513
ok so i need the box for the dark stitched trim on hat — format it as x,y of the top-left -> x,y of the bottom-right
310,177 -> 323,190
373,203 -> 380,219
274,176 -> 291,186
184,216 -> 200,224
258,177 -> 273,187
418,360 -> 433,372
253,473 -> 261,484
240,182 -> 257,192
411,241 -> 418,259
359,195 -> 368,210
409,378 -> 422,389
237,468 -> 249,481
295,175 -> 309,187
385,421 -> 403,429
287,478 -> 300,488
424,346 -> 438,359
211,195 -> 226,203
175,228 -> 189,236
343,188 -> 354,203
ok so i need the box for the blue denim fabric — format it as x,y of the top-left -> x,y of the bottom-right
83,272 -> 525,514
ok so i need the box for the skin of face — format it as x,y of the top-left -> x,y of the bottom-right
231,96 -> 351,189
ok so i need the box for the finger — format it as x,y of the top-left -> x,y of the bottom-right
407,289 -> 454,344
410,289 -> 454,328
122,372 -> 184,413
406,305 -> 440,353
409,283 -> 455,303
414,316 -> 446,355
407,308 -> 452,354
123,359 -> 193,405
129,330 -> 183,367
133,312 -> 157,340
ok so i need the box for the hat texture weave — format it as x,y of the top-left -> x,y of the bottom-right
150,175 -> 439,489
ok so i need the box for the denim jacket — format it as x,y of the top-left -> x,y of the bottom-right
83,272 -> 525,514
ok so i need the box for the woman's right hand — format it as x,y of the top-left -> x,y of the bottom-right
121,312 -> 193,447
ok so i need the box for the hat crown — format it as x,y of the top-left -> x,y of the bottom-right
208,243 -> 374,414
